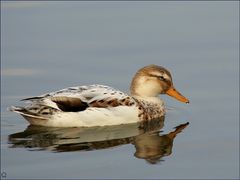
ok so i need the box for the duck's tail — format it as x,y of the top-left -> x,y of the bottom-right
9,106 -> 27,114
8,106 -> 49,120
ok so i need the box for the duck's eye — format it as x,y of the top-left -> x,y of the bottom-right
159,76 -> 165,81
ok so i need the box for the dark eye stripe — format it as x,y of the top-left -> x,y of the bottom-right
148,73 -> 172,84
149,74 -> 166,81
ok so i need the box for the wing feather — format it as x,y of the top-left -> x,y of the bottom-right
50,96 -> 88,112
21,85 -> 135,112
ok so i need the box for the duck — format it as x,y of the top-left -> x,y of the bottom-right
10,64 -> 189,127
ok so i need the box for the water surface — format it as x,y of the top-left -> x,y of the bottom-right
1,2 -> 239,179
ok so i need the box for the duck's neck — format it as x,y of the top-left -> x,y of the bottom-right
132,95 -> 163,104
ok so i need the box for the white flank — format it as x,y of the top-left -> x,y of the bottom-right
24,106 -> 139,127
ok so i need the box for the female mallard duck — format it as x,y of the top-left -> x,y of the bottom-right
10,64 -> 189,127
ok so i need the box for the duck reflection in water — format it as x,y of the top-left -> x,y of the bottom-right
134,121 -> 189,164
9,117 -> 189,164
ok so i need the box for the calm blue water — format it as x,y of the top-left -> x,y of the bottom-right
1,2 -> 239,179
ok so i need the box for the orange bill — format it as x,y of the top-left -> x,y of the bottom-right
166,87 -> 189,103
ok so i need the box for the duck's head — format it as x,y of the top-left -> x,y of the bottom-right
130,64 -> 189,103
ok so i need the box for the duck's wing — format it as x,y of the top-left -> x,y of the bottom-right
22,85 -> 136,112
